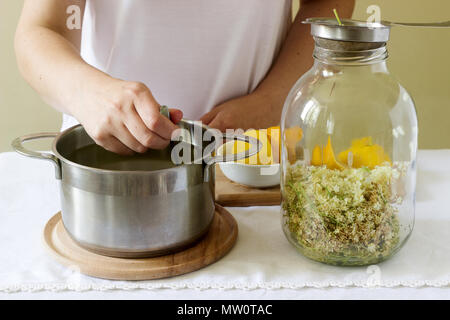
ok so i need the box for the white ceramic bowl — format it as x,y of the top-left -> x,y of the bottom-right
217,143 -> 280,188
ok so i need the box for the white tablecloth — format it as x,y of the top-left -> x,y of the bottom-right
0,150 -> 449,300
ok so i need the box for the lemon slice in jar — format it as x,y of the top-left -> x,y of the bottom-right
338,136 -> 391,169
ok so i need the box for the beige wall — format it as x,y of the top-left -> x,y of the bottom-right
0,0 -> 61,152
353,0 -> 450,149
0,0 -> 449,152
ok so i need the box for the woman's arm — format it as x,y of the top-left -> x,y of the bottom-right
15,0 -> 87,113
15,0 -> 181,155
201,0 -> 355,131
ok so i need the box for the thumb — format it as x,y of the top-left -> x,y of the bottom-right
169,109 -> 183,124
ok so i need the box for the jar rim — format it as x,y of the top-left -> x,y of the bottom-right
304,18 -> 391,43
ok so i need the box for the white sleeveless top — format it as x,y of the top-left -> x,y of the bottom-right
63,0 -> 292,129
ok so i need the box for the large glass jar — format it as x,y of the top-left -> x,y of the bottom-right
281,19 -> 418,266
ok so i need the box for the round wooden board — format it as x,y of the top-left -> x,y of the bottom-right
43,205 -> 238,281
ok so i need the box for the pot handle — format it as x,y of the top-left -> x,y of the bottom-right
11,133 -> 62,180
202,133 -> 262,184
159,105 -> 262,164
204,133 -> 262,165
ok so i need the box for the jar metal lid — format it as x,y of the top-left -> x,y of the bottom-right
304,18 -> 391,43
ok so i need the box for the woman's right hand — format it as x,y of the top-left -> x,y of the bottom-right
71,77 -> 183,155
15,0 -> 181,155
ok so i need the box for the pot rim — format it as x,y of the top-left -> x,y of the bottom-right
52,124 -> 203,175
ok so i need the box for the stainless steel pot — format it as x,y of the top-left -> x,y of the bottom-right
12,122 -> 259,258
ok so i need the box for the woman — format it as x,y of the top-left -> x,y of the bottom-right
15,0 -> 354,155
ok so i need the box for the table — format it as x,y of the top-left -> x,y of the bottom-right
0,150 -> 449,300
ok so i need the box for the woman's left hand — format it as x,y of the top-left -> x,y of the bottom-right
199,93 -> 281,132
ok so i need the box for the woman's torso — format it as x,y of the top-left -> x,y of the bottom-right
63,0 -> 292,129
